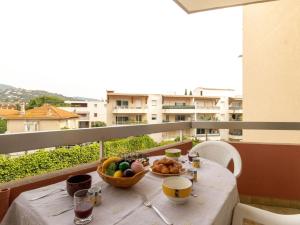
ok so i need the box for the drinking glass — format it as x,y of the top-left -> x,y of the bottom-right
74,189 -> 93,225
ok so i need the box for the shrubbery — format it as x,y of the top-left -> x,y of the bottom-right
0,135 -> 157,183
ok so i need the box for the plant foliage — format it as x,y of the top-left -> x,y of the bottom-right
27,96 -> 70,109
0,119 -> 7,134
0,135 -> 157,183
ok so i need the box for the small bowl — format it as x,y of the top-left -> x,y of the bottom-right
162,176 -> 192,204
165,149 -> 181,161
66,174 -> 92,197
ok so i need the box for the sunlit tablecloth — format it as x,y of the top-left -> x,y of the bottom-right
1,157 -> 239,225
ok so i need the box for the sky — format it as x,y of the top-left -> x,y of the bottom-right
0,0 -> 242,100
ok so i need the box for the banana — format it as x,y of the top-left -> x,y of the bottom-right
101,157 -> 121,173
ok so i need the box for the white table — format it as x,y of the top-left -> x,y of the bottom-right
1,157 -> 239,225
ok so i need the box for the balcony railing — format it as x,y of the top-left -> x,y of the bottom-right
114,106 -> 147,109
113,106 -> 148,114
1,121 -> 300,155
1,121 -> 300,216
229,106 -> 243,110
229,129 -> 243,136
112,120 -> 148,125
196,106 -> 220,110
162,105 -> 195,109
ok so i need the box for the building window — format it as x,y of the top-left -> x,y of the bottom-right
175,102 -> 186,106
196,128 -> 205,134
116,100 -> 129,108
151,100 -> 157,106
175,115 -> 185,121
24,122 -> 38,132
94,104 -> 97,107
151,114 -> 157,120
136,115 -> 142,122
94,113 -> 97,117
116,116 -> 129,124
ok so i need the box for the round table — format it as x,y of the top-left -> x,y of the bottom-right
2,156 -> 239,225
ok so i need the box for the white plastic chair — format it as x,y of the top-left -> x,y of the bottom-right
232,203 -> 300,225
189,141 -> 242,178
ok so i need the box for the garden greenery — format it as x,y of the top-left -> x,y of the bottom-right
0,135 -> 160,183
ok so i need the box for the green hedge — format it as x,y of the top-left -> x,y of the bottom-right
104,135 -> 157,156
0,135 -> 157,183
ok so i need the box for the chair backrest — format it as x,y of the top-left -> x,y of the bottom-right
190,141 -> 242,178
232,203 -> 300,225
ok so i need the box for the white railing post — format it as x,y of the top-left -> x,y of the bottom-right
180,130 -> 183,142
100,141 -> 104,159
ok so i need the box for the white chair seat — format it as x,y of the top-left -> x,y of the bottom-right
232,203 -> 300,225
189,141 -> 242,178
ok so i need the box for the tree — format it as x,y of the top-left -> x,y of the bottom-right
27,96 -> 69,109
0,119 -> 7,134
184,89 -> 187,95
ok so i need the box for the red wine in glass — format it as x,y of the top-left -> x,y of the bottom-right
75,203 -> 93,219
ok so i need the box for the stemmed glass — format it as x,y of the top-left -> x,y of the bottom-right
73,189 -> 94,225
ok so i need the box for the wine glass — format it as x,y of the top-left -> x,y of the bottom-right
73,189 -> 94,225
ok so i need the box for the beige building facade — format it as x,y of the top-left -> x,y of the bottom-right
60,100 -> 106,128
106,89 -> 243,142
4,104 -> 79,133
243,0 -> 300,143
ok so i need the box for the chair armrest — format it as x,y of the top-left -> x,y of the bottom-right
232,203 -> 300,225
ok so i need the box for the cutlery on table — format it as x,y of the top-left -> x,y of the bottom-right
30,188 -> 66,201
143,201 -> 173,225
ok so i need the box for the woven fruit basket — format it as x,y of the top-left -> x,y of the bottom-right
97,159 -> 148,188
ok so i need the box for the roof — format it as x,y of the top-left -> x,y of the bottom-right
162,94 -> 220,100
5,104 -> 79,120
107,92 -> 149,97
194,87 -> 235,91
0,109 -> 20,117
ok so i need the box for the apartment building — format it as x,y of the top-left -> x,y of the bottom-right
106,89 -> 243,142
60,100 -> 106,128
106,92 -> 149,125
243,0 -> 300,144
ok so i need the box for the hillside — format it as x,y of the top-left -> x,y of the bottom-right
0,84 -> 98,103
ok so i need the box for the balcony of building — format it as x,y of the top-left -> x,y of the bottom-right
1,121 -> 300,223
107,92 -> 148,114
229,129 -> 243,141
162,115 -> 192,123
195,106 -> 220,114
195,128 -> 221,141
77,113 -> 90,121
112,106 -> 148,114
229,114 -> 243,121
228,97 -> 243,114
162,104 -> 195,114
112,115 -> 147,125
196,114 -> 219,121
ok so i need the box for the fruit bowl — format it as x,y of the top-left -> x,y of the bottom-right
97,158 -> 148,188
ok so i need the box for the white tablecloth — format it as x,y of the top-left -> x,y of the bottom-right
1,157 -> 239,225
